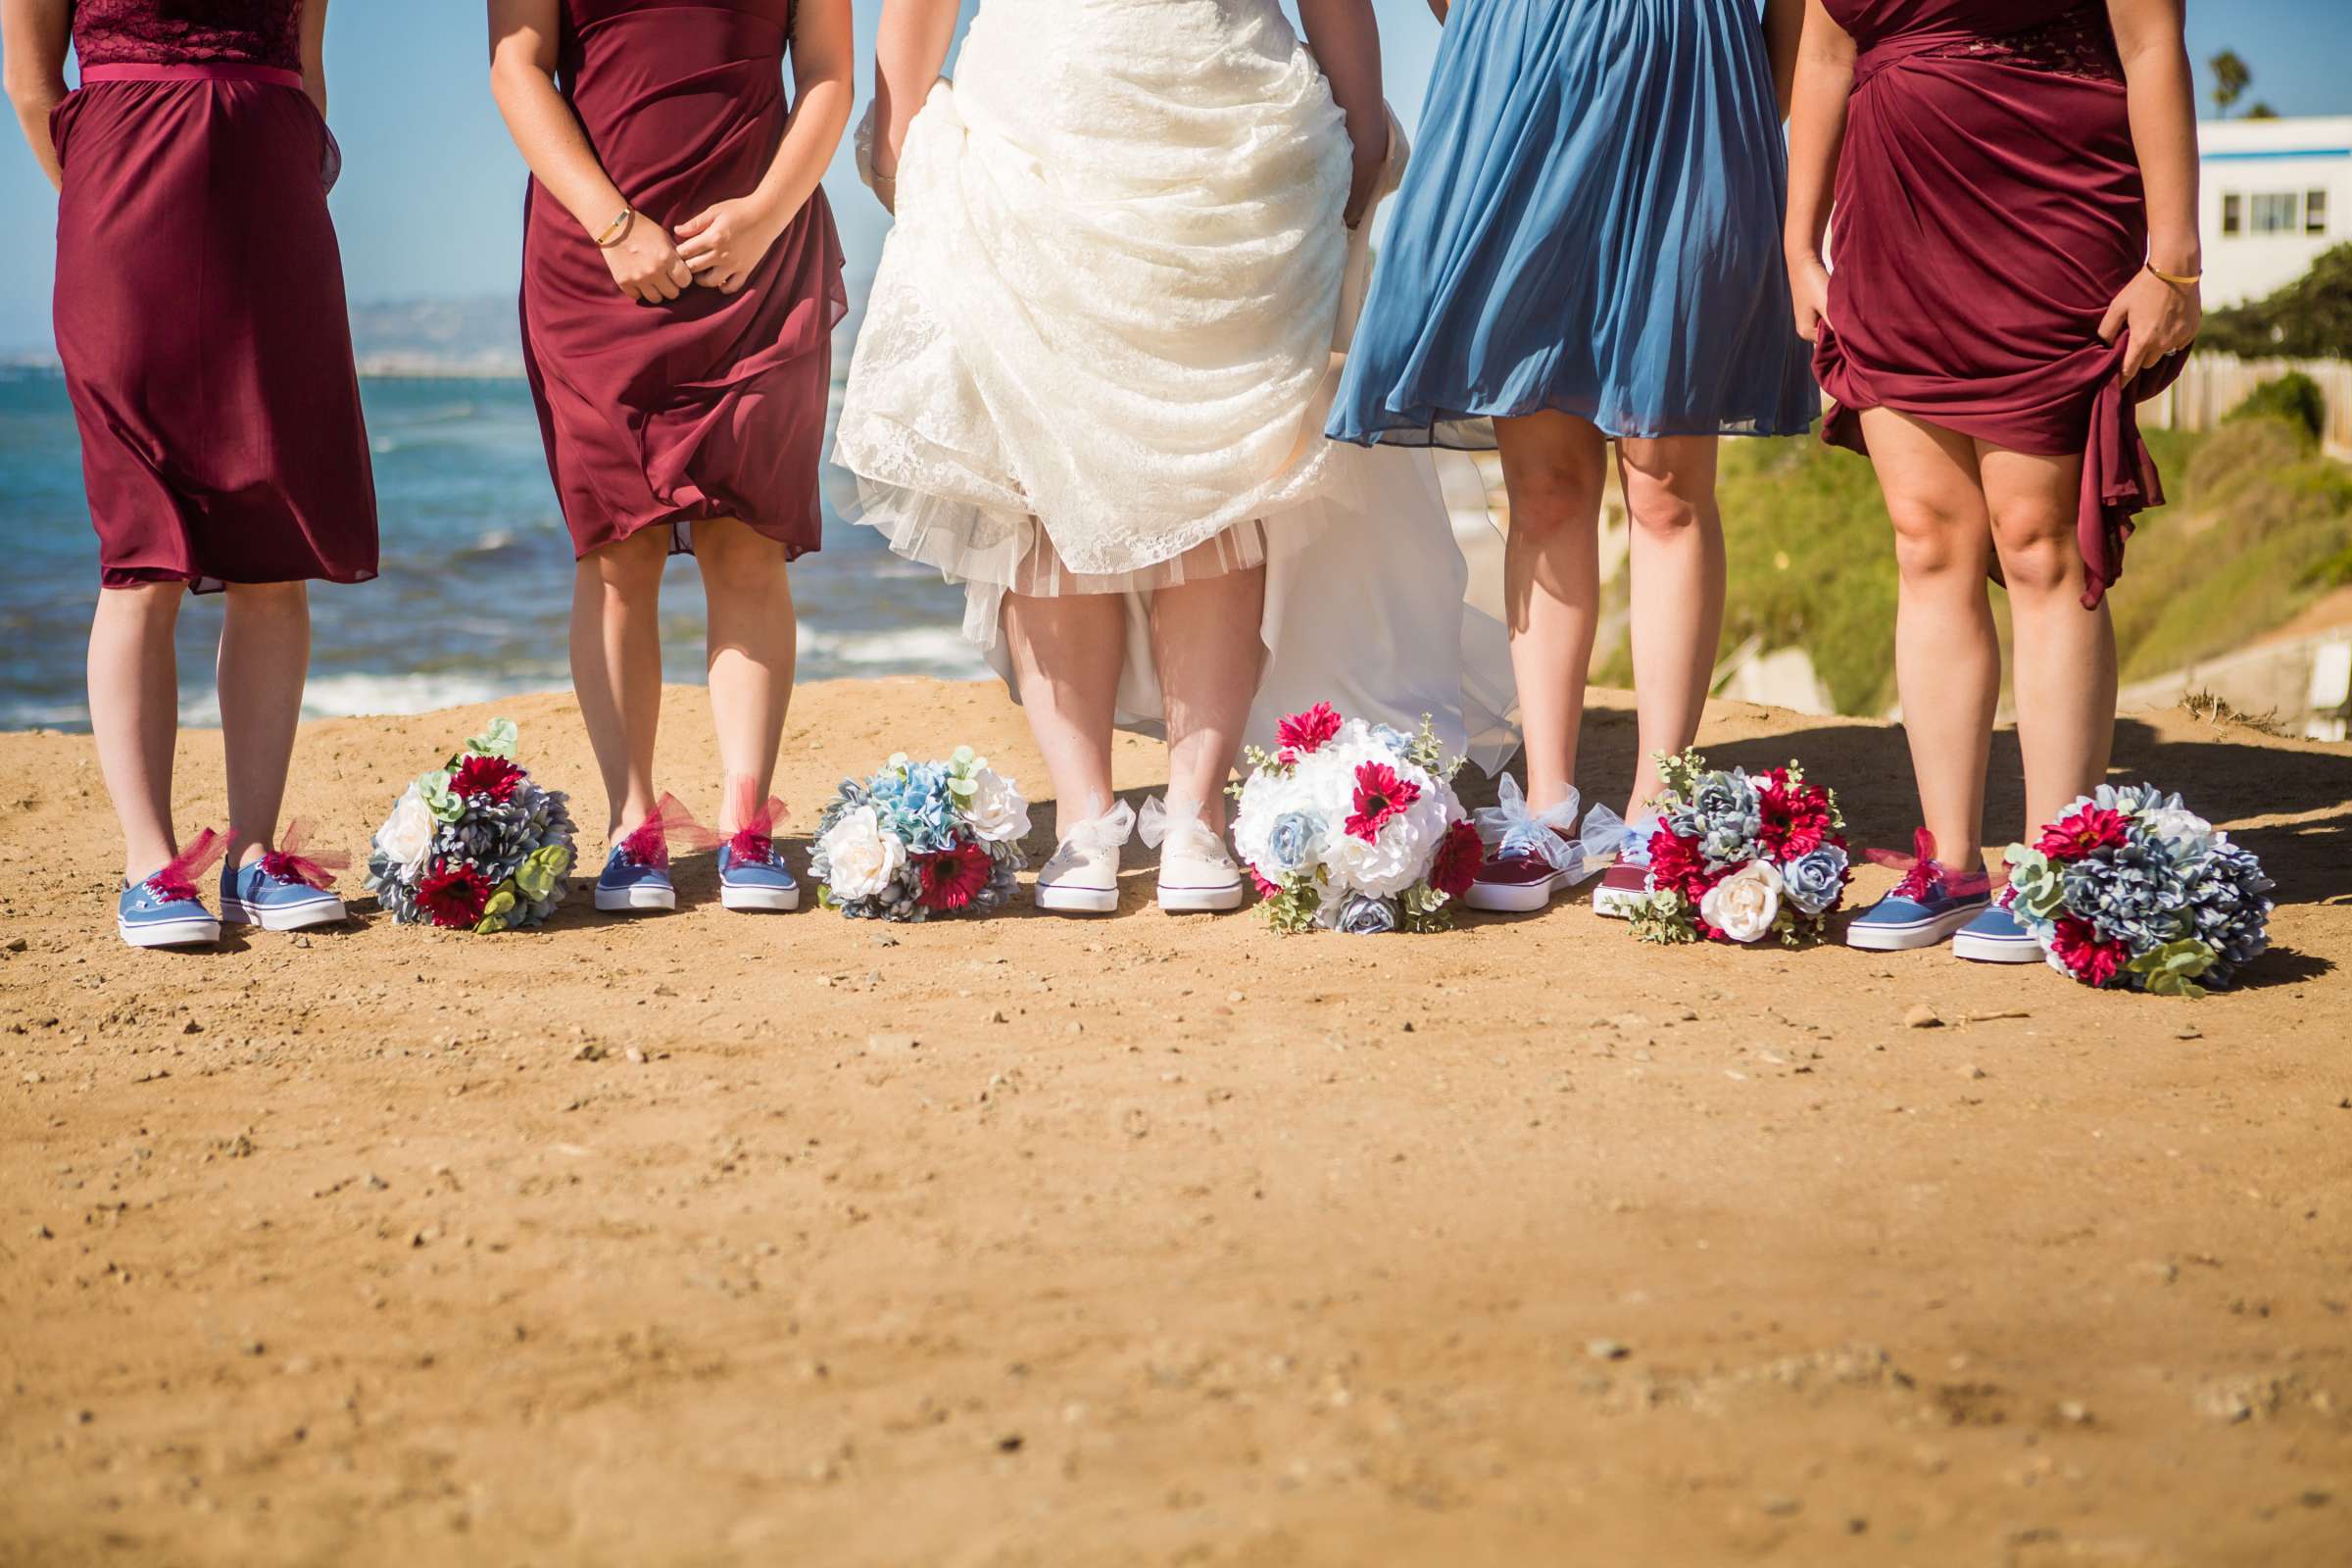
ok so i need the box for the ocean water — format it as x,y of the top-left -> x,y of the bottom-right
0,367 -> 983,730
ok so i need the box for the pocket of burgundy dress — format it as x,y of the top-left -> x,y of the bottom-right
46,89 -> 82,169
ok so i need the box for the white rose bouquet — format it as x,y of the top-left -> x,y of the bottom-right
1228,704 -> 1483,934
809,748 -> 1029,921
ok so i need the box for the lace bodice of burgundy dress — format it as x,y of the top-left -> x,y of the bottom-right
73,0 -> 304,73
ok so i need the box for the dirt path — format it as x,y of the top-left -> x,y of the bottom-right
3,681 -> 2347,1566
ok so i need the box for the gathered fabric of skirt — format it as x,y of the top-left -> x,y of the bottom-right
833,0 -> 1352,645
1327,0 -> 1816,450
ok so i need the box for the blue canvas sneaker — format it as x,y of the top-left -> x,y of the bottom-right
1846,830 -> 1992,952
220,857 -> 347,931
118,875 -> 220,950
595,844 -> 676,912
1951,901 -> 2042,963
717,835 -> 799,911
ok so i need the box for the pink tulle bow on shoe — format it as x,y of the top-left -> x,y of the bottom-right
252,818 -> 350,891
723,783 -> 791,865
1862,827 -> 1994,900
145,827 -> 227,902
617,793 -> 719,869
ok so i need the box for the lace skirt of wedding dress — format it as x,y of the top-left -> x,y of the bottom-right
833,0 -> 1517,770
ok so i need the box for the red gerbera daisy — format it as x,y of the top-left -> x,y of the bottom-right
2036,806 -> 2131,862
1430,819 -> 1483,898
1645,829 -> 1708,899
1345,760 -> 1422,843
1757,772 -> 1833,859
449,755 -> 523,804
1276,703 -> 1344,756
914,841 -> 994,911
2048,914 -> 2126,987
416,860 -> 494,930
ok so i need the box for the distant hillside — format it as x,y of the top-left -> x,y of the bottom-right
348,278 -> 873,379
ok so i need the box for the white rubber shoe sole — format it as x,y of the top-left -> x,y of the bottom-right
1844,905 -> 1983,952
220,894 -> 346,931
719,883 -> 800,912
1035,882 -> 1119,915
119,913 -> 221,949
595,884 -> 677,912
1463,869 -> 1572,914
1951,929 -> 2041,963
1157,879 -> 1244,913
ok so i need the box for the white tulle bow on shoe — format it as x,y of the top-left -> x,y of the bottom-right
1139,796 -> 1244,913
1034,799 -> 1136,916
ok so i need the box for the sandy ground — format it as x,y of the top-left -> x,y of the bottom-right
2,679 -> 2348,1567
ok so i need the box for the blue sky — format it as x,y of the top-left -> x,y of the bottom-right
2,0 -> 2348,352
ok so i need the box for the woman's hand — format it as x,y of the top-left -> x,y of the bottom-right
601,215 -> 695,304
676,196 -> 783,293
1788,252 -> 1831,343
2098,266 -> 2200,380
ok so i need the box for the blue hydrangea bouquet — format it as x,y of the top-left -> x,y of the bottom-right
2001,785 -> 2273,996
1628,749 -> 1851,947
809,749 -> 1030,921
364,718 -> 577,933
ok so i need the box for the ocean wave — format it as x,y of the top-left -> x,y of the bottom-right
799,624 -> 986,677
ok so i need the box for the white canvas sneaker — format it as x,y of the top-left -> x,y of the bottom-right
1033,799 -> 1135,916
1142,797 -> 1244,913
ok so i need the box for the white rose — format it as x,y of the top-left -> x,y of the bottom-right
818,806 -> 906,901
1699,858 -> 1785,944
373,787 -> 436,880
964,767 -> 1031,845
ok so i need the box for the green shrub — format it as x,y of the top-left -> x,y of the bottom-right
2225,372 -> 2327,442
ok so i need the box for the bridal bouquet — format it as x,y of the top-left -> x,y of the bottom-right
1629,750 -> 1850,947
1229,703 -> 1481,934
366,718 -> 578,933
810,748 -> 1029,921
2000,785 -> 2273,996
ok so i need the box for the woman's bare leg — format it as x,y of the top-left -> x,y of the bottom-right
1856,407 -> 1998,872
1002,589 -> 1125,838
87,583 -> 183,881
1979,445 -> 2116,837
216,580 -> 311,867
1150,564 -> 1266,836
1493,410 -> 1610,813
1616,434 -> 1726,816
570,525 -> 671,838
693,518 -> 797,831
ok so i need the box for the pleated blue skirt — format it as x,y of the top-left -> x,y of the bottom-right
1330,0 -> 1818,448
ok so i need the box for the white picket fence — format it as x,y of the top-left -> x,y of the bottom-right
2141,353 -> 2352,454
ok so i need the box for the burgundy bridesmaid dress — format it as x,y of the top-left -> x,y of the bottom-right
1814,0 -> 2182,608
51,0 -> 378,592
520,0 -> 847,561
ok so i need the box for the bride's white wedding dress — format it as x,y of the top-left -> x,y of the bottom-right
834,0 -> 1515,769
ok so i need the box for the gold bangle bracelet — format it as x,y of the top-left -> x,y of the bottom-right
593,207 -> 634,249
2144,260 -> 2201,289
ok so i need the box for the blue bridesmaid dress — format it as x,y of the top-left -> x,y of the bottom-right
1329,0 -> 1817,448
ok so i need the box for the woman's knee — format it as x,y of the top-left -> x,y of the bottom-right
1505,462 -> 1606,540
1989,501 -> 2081,595
1884,490 -> 1987,582
1618,442 -> 1717,541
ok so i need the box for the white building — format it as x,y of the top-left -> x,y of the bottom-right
2199,115 -> 2352,307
